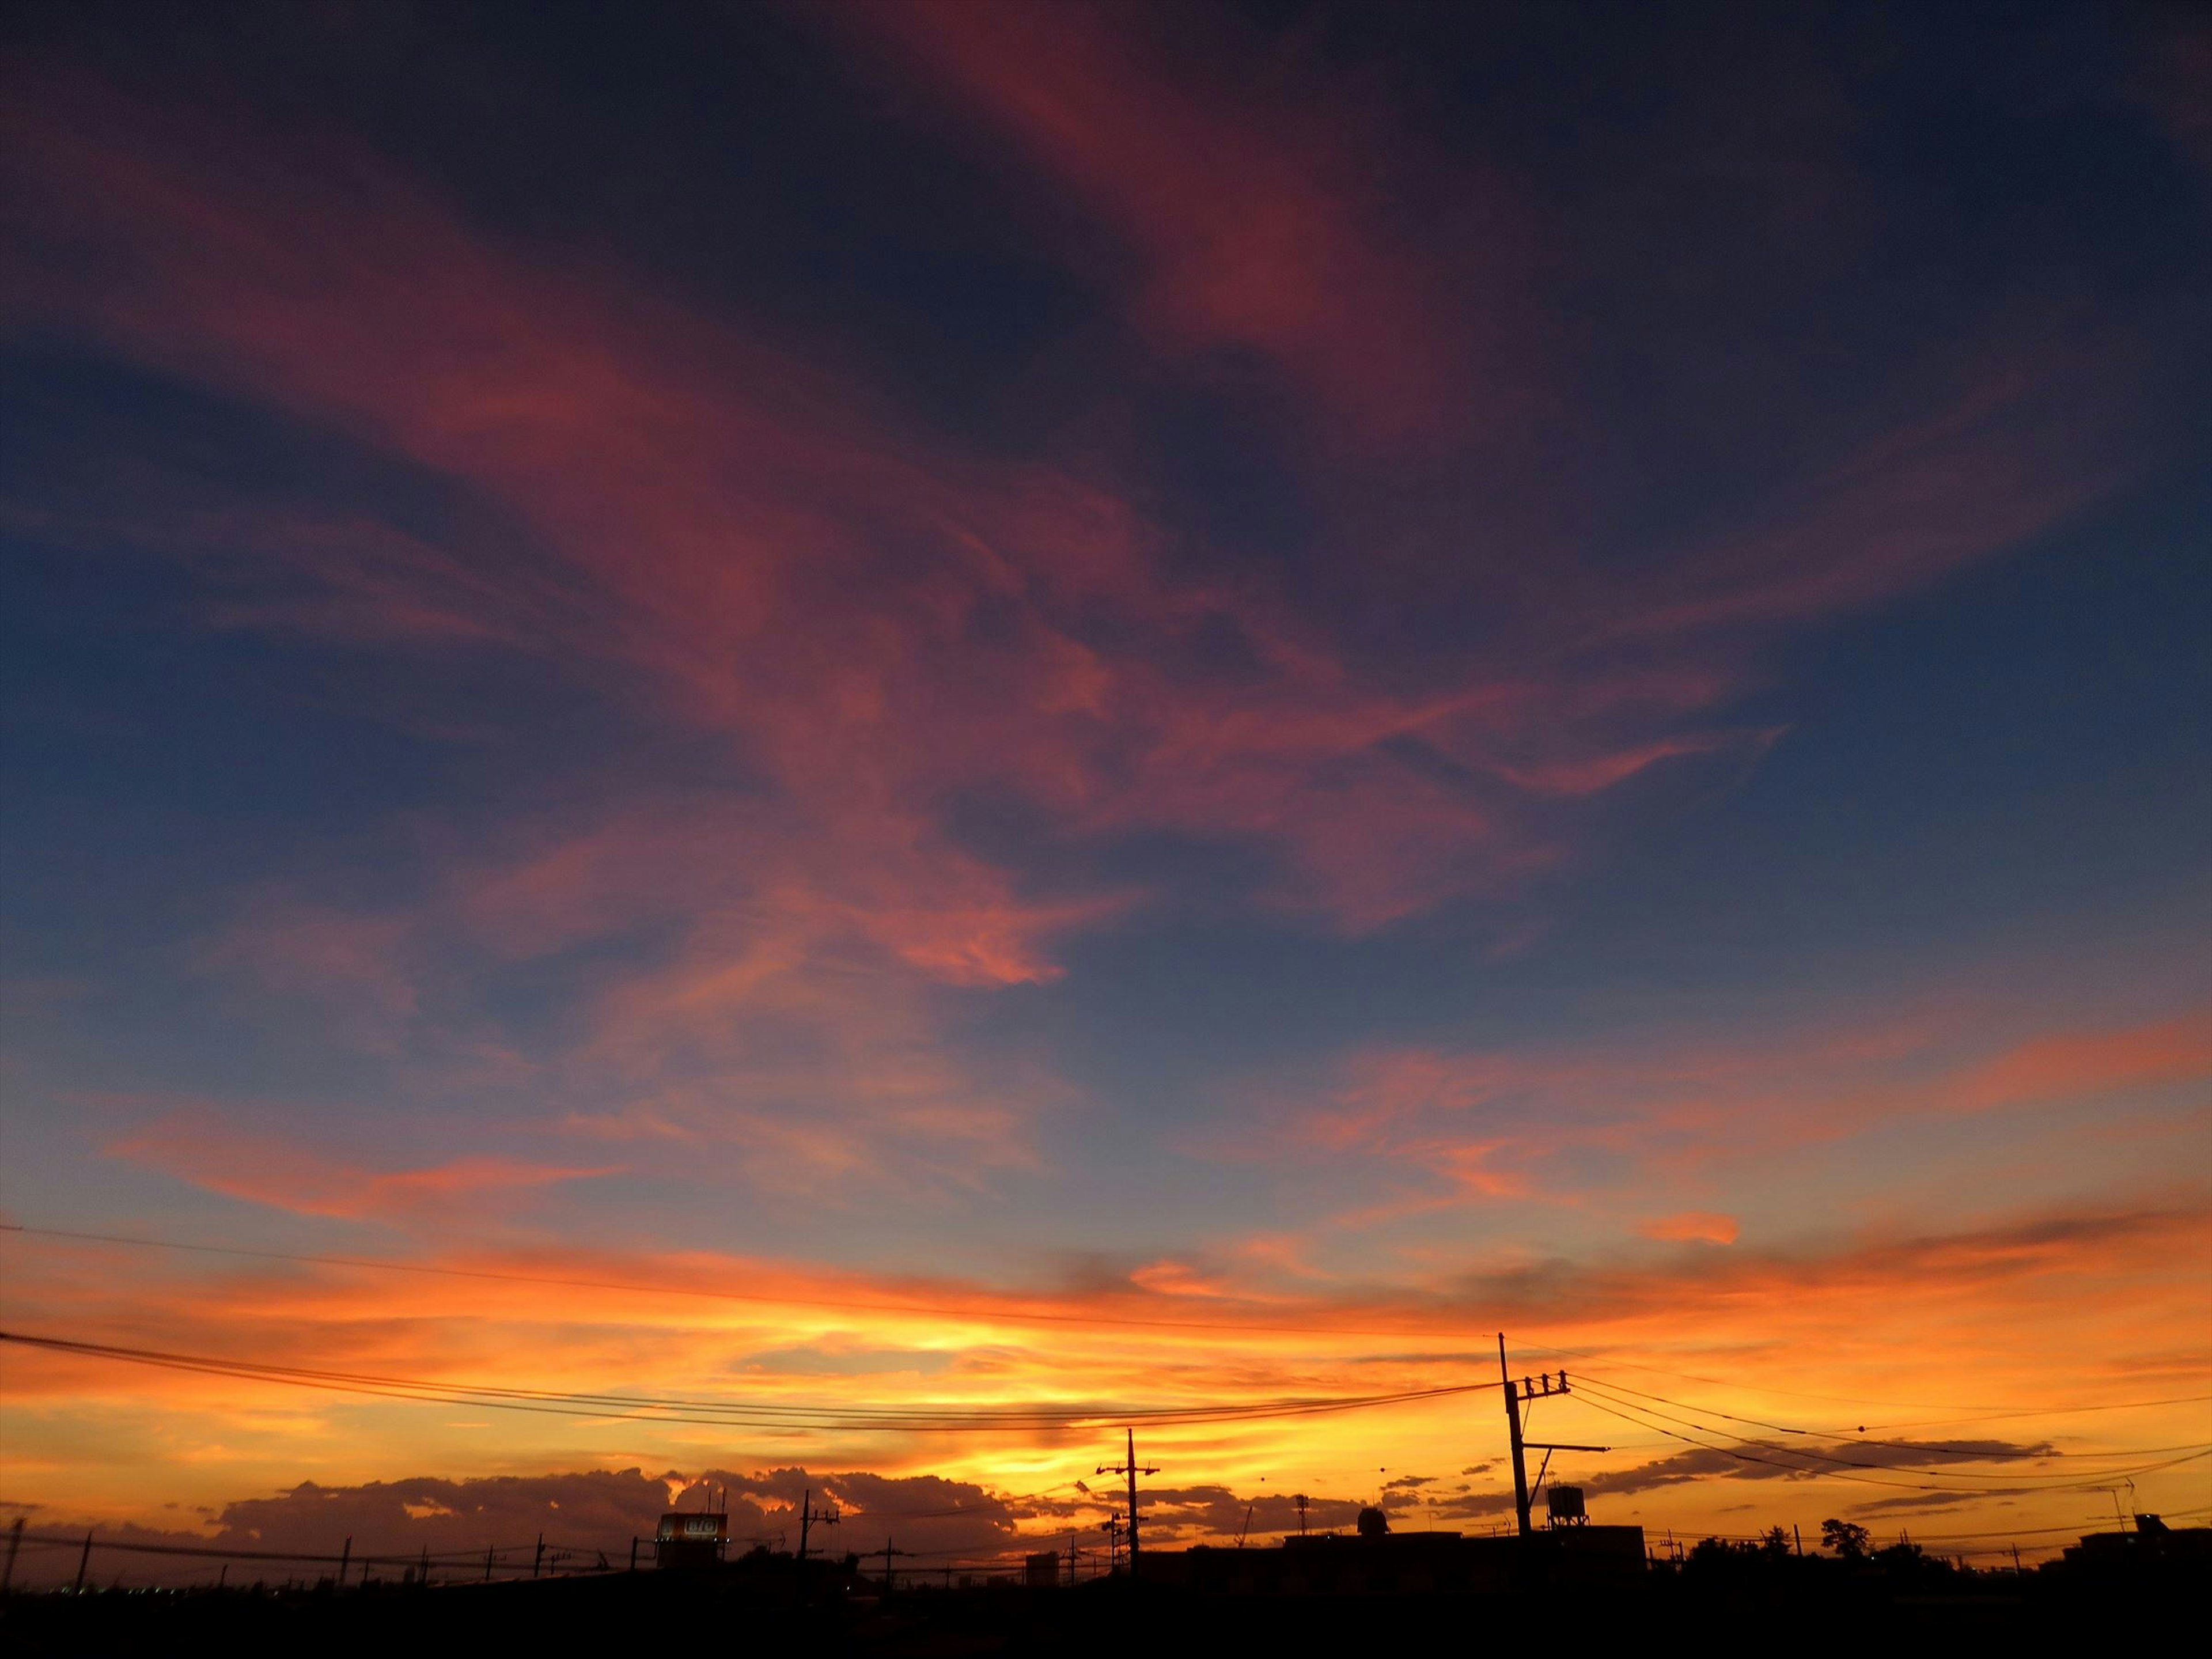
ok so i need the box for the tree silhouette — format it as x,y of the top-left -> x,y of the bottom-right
1821,1518 -> 1872,1560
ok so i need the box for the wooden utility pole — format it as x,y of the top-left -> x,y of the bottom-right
1499,1335 -> 1531,1537
3,1516 -> 22,1593
1097,1429 -> 1158,1577
338,1535 -> 352,1588
73,1530 -> 92,1594
1497,1336 -> 1603,1537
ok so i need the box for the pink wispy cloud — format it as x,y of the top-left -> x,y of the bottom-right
1249,1005 -> 2212,1222
108,1115 -> 619,1221
0,51 -> 2167,1215
834,0 -> 1537,450
3,65 -> 2120,955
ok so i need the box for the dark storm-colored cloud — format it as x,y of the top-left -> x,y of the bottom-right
3,1465 -> 1037,1589
1578,1438 -> 2055,1498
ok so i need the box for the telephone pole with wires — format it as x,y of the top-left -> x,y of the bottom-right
1498,1335 -> 1607,1539
876,1538 -> 910,1591
1097,1429 -> 1158,1576
797,1490 -> 839,1564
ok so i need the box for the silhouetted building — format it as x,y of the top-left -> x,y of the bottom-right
2061,1515 -> 2212,1573
1024,1551 -> 1062,1588
654,1509 -> 728,1570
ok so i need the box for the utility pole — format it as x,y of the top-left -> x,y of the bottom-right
1294,1493 -> 1308,1536
1097,1429 -> 1158,1577
74,1530 -> 92,1594
1102,1513 -> 1122,1574
3,1516 -> 21,1593
798,1490 -> 839,1564
1066,1532 -> 1077,1587
339,1536 -> 351,1588
1499,1335 -> 1530,1536
532,1533 -> 544,1578
1497,1335 -> 1604,1539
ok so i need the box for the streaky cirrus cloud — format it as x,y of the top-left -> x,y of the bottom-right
2,58 -> 2133,990
107,1113 -> 619,1222
1252,1004 -> 2212,1216
1640,1213 -> 1740,1247
829,0 -> 1537,450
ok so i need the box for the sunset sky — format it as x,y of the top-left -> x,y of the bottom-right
2,1 -> 2209,1580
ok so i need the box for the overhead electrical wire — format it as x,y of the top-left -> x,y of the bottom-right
1508,1336 -> 2027,1410
10,1223 -> 2206,1459
1569,1376 -> 2212,1487
1509,1336 -> 2212,1419
1563,1379 -> 2212,1495
0,1329 -> 1498,1433
0,1533 -> 589,1568
16,1224 -> 2206,1435
1578,1372 -> 2212,1460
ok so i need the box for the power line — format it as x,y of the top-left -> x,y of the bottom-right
1570,1376 -> 2212,1483
1510,1336 -> 2016,1409
1513,1336 -> 2212,1418
1580,1372 -> 2212,1460
16,1224 -> 2203,1434
0,1329 -> 1498,1432
1570,1378 -> 2212,1487
0,1532 -> 597,1567
1566,1384 -> 2212,1496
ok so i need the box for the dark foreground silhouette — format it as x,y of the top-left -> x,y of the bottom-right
5,1526 -> 2205,1656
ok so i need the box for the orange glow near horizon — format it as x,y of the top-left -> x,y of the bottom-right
5,1200 -> 2208,1564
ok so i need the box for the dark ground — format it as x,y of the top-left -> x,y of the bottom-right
5,1563 -> 2205,1657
